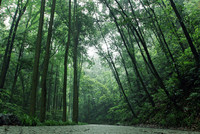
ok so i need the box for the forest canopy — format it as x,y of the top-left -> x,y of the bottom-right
0,0 -> 200,129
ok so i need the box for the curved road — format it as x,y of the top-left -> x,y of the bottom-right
0,124 -> 199,134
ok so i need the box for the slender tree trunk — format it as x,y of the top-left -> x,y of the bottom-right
47,64 -> 53,113
116,0 -> 173,104
104,51 -> 137,118
19,72 -> 26,109
77,54 -> 83,91
96,12 -> 133,94
0,0 -> 28,88
169,0 -> 199,65
10,44 -> 23,101
63,0 -> 71,122
30,0 -> 45,117
0,1 -> 19,88
115,0 -> 169,95
117,46 -> 134,93
143,0 -> 181,78
72,27 -> 80,123
159,0 -> 185,52
95,5 -> 144,115
87,95 -> 90,123
40,0 -> 56,122
68,71 -> 73,120
53,65 -> 59,118
72,0 -> 80,123
10,11 -> 31,101
128,0 -> 180,108
104,0 -> 155,107
138,0 -> 169,59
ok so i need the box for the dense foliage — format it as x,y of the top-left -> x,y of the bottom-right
0,0 -> 200,129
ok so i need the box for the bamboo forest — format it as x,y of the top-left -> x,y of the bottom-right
0,0 -> 200,133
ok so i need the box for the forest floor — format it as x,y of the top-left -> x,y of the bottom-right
0,124 -> 199,134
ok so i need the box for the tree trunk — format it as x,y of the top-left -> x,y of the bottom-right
10,10 -> 31,101
169,0 -> 199,65
40,0 -> 56,122
63,0 -> 71,122
159,0 -> 185,52
10,43 -> 23,101
0,0 -> 28,88
115,0 -> 170,99
0,1 -> 19,88
30,0 -> 45,117
95,14 -> 139,115
117,46 -> 134,93
72,0 -> 80,123
142,0 -> 181,78
19,72 -> 26,109
104,0 -> 155,107
72,27 -> 80,123
104,51 -> 137,118
47,64 -> 53,113
53,65 -> 59,119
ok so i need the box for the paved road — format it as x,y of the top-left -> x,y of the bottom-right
0,125 -> 199,134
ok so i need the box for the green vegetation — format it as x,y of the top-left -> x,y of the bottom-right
0,0 -> 200,130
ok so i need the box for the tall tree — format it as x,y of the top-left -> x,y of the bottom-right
10,6 -> 32,101
139,0 -> 181,78
72,24 -> 80,123
62,0 -> 71,122
103,0 -> 155,107
112,0 -> 178,107
0,0 -> 28,88
169,0 -> 199,65
40,0 -> 56,122
30,0 -> 45,117
72,0 -> 80,123
96,28 -> 138,117
0,1 -> 19,89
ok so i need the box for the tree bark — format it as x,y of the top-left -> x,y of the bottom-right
72,27 -> 80,123
40,0 -> 56,122
72,0 -> 80,123
53,65 -> 59,119
19,72 -> 26,109
47,64 -> 53,113
63,0 -> 71,122
30,0 -> 45,117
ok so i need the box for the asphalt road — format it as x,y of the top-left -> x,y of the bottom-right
0,124 -> 199,134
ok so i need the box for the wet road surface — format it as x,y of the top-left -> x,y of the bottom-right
0,124 -> 199,134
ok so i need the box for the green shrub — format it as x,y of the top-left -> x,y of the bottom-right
130,119 -> 140,125
43,120 -> 59,126
19,114 -> 40,126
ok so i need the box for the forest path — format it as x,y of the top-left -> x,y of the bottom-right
0,124 -> 199,134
